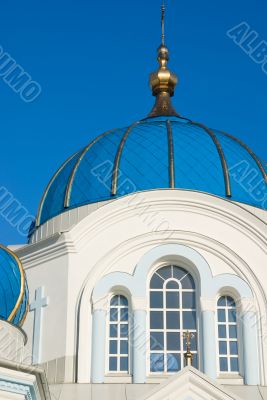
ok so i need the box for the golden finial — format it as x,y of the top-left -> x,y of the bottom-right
183,331 -> 194,367
148,1 -> 179,118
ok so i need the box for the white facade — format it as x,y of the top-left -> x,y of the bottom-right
0,321 -> 50,400
11,189 -> 267,399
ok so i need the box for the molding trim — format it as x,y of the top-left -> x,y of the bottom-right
92,244 -> 253,307
0,379 -> 33,400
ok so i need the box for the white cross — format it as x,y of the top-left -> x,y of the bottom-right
29,287 -> 48,364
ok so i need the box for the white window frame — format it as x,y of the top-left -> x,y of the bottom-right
148,264 -> 198,375
216,295 -> 241,376
106,293 -> 130,375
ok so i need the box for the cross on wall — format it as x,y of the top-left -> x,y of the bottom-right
29,287 -> 49,364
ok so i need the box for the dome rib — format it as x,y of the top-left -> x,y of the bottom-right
35,116 -> 266,230
0,244 -> 27,325
64,128 -> 118,208
222,131 -> 267,184
190,121 -> 232,197
166,120 -> 175,188
36,151 -> 80,226
111,121 -> 141,196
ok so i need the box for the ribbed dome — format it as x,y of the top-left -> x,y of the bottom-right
36,115 -> 266,227
0,244 -> 28,326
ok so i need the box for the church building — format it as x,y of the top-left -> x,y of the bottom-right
0,4 -> 267,400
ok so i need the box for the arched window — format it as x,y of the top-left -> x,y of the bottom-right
149,265 -> 197,373
217,296 -> 239,373
108,294 -> 129,373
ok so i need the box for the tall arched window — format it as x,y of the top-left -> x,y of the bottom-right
217,296 -> 239,373
108,294 -> 129,373
149,265 -> 197,373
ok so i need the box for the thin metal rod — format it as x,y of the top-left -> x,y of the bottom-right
111,122 -> 140,196
36,151 -> 80,226
64,128 -> 118,208
222,131 -> 267,185
161,1 -> 165,45
166,120 -> 175,188
191,121 -> 232,198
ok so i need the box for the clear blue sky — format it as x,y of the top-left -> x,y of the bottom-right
0,0 -> 266,245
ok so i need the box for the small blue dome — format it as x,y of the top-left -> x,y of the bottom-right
0,245 -> 28,326
36,115 -> 267,227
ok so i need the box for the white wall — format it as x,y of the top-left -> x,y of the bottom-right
16,189 -> 267,384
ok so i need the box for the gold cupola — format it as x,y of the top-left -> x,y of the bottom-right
148,3 -> 179,117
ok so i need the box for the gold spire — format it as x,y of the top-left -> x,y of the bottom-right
148,1 -> 179,118
161,0 -> 165,46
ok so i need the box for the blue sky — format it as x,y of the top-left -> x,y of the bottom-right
0,0 -> 266,245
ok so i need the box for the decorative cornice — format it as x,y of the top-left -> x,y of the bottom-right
70,191 -> 267,253
15,232 -> 77,269
0,379 -> 33,400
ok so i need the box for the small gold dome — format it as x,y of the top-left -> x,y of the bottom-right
150,45 -> 178,97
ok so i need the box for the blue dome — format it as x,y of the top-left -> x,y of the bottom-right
0,245 -> 28,326
36,115 -> 267,227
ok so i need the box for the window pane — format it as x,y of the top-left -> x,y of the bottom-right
110,324 -> 117,338
120,324 -> 128,338
150,332 -> 164,351
230,358 -> 239,372
230,341 -> 238,355
120,357 -> 128,372
166,280 -> 179,289
149,266 -> 197,374
227,297 -> 235,307
173,266 -> 187,281
219,341 -> 227,355
150,274 -> 164,289
120,341 -> 128,355
150,353 -> 164,372
229,325 -> 237,338
166,311 -> 180,329
217,297 -> 226,307
182,292 -> 195,309
183,311 -> 196,329
219,357 -> 228,372
150,292 -> 163,308
167,332 -> 180,351
218,325 -> 226,338
180,274 -> 195,289
120,308 -> 128,321
167,353 -> 181,372
109,357 -> 117,371
109,340 -> 117,354
192,354 -> 198,369
228,309 -> 237,323
110,296 -> 119,306
157,266 -> 172,280
110,308 -> 118,321
150,311 -> 163,329
166,292 -> 179,309
119,296 -> 128,306
217,309 -> 226,322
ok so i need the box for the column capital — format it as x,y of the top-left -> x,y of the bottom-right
200,297 -> 216,313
